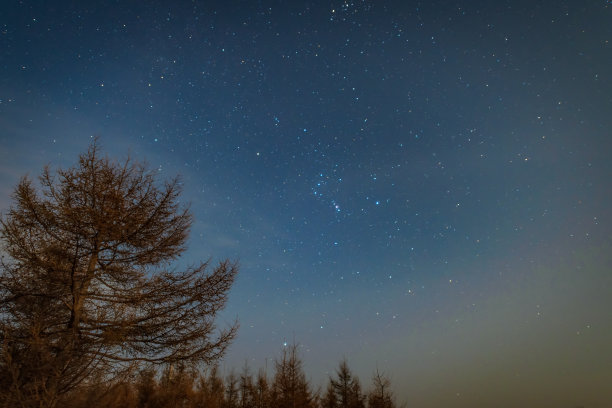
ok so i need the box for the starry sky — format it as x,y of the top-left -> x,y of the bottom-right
1,1 -> 611,407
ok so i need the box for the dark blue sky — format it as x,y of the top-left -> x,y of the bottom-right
1,1 -> 611,406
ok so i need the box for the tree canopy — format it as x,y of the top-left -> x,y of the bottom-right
0,141 -> 238,408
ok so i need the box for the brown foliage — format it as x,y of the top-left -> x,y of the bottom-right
271,344 -> 317,408
0,141 -> 238,407
328,360 -> 365,408
366,370 -> 395,408
4,346 -> 401,408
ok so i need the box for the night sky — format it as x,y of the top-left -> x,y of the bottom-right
1,1 -> 612,407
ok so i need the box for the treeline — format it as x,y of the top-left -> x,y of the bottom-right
62,344 -> 398,408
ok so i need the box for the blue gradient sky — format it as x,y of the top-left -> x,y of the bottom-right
1,1 -> 611,406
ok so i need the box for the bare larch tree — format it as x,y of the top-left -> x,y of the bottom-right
0,141 -> 238,408
367,369 -> 396,408
271,343 -> 316,408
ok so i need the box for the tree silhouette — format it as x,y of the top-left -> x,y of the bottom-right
320,382 -> 338,408
224,371 -> 240,408
271,343 -> 316,408
328,359 -> 365,408
367,369 -> 395,408
0,141 -> 238,408
239,361 -> 256,408
197,366 -> 226,408
253,368 -> 271,408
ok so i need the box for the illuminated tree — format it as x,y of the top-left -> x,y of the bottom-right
0,141 -> 238,408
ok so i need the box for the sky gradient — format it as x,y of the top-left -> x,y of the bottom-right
1,1 -> 611,407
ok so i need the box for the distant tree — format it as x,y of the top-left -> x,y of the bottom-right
225,371 -> 240,408
271,344 -> 315,408
64,379 -> 139,408
239,362 -> 256,408
157,364 -> 197,408
0,141 -> 238,408
329,359 -> 365,408
197,366 -> 225,408
366,369 -> 395,408
135,368 -> 159,408
253,368 -> 271,408
320,382 -> 338,408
